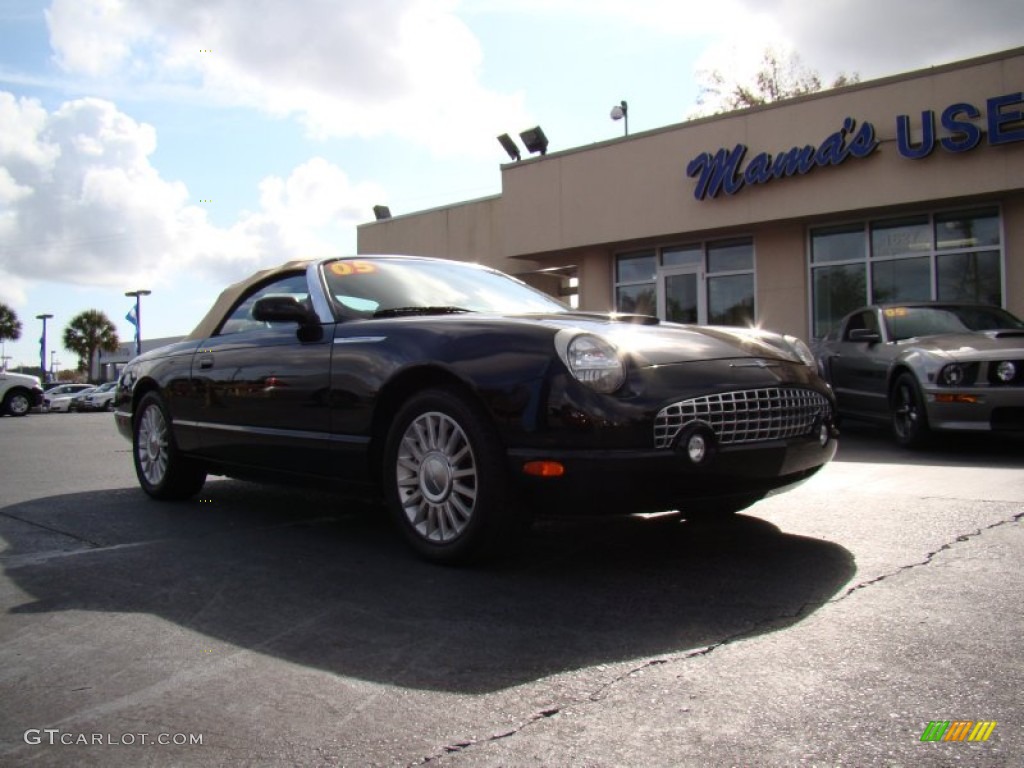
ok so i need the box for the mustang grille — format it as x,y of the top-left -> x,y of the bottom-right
654,387 -> 829,449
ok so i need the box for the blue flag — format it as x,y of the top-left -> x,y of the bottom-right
126,306 -> 138,326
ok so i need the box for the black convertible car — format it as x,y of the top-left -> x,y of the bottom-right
115,255 -> 837,562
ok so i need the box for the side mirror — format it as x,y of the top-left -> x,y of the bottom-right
252,296 -> 318,326
848,328 -> 881,343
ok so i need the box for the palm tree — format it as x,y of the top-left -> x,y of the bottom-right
0,303 -> 21,343
63,310 -> 120,381
0,303 -> 21,371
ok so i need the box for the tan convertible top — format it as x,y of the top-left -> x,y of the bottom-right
184,258 -> 317,340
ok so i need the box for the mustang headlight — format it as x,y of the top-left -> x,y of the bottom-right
995,361 -> 1017,383
939,362 -> 981,386
555,331 -> 625,394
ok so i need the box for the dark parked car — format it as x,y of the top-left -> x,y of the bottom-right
813,302 -> 1024,447
115,255 -> 837,563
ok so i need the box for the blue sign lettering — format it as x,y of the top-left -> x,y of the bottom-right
896,112 -> 936,159
686,118 -> 878,200
897,91 -> 1024,158
987,92 -> 1024,145
940,103 -> 982,152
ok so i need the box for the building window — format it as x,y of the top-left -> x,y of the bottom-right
707,239 -> 755,325
613,238 -> 755,326
809,207 -> 1003,338
614,250 -> 657,315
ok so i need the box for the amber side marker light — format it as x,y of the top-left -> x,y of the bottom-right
934,394 -> 982,404
523,461 -> 566,477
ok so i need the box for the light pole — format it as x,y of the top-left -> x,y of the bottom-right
125,290 -> 152,357
36,313 -> 53,381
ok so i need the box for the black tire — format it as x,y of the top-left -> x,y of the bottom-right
890,372 -> 931,448
3,389 -> 32,417
382,388 -> 523,564
132,391 -> 207,500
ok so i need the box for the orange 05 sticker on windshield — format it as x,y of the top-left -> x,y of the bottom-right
884,307 -> 908,317
330,260 -> 376,276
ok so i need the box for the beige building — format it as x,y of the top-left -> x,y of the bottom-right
358,47 -> 1024,341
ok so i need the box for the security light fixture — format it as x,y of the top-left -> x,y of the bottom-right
610,100 -> 628,136
519,126 -> 549,156
497,133 -> 521,162
373,205 -> 392,221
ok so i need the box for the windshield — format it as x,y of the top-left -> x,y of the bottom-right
321,258 -> 568,318
884,305 -> 1024,341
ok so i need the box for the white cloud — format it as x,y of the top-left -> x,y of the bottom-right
44,0 -> 532,155
0,93 -> 385,298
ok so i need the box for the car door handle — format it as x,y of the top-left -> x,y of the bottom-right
198,355 -> 214,369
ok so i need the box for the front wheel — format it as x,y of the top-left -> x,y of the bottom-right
891,373 -> 931,448
383,388 -> 523,564
3,390 -> 32,417
133,392 -> 207,499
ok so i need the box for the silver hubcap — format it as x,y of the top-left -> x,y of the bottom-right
894,384 -> 917,436
395,411 -> 478,543
8,394 -> 29,415
137,404 -> 169,486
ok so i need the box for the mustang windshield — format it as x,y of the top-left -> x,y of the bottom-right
884,305 -> 1024,341
322,258 -> 568,318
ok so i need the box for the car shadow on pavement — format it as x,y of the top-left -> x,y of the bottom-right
0,482 -> 855,694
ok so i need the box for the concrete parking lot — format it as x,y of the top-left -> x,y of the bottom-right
0,412 -> 1021,767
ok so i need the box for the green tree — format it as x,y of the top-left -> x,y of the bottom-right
0,303 -> 22,344
63,310 -> 120,381
696,47 -> 859,115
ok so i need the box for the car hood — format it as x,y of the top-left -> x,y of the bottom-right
902,330 -> 1024,360
529,313 -> 803,367
1,372 -> 42,388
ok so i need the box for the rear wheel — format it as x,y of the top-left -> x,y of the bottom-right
383,388 -> 523,564
3,389 -> 32,417
133,392 -> 206,499
891,373 -> 931,448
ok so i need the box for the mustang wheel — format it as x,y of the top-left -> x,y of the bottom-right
133,392 -> 207,500
3,390 -> 31,417
891,372 -> 931,448
384,388 -> 520,564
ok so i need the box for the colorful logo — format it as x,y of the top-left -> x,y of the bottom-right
920,721 -> 997,742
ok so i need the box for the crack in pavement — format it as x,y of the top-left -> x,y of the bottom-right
408,510 -> 1023,765
829,509 -> 1023,603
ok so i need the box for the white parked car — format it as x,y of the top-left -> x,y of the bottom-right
43,384 -> 94,412
1,371 -> 44,417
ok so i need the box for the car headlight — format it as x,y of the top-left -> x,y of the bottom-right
939,362 -> 978,386
555,331 -> 625,394
995,361 -> 1017,383
782,334 -> 816,367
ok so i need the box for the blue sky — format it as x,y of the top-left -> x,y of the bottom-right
1,0 -> 1022,374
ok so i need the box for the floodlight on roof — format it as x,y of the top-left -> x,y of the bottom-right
373,205 -> 392,221
610,100 -> 628,136
519,126 -> 549,156
497,133 -> 521,161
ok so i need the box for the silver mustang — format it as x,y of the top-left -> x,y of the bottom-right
813,302 -> 1024,447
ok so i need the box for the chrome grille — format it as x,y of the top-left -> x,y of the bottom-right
654,387 -> 829,449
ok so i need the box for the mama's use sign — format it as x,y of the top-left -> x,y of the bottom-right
686,91 -> 1024,201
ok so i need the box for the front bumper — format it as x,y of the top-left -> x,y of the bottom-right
507,432 -> 837,515
924,387 -> 1024,432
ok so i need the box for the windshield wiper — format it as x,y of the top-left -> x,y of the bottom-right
372,306 -> 473,318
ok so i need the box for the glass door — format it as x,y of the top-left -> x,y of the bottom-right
657,266 -> 705,324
